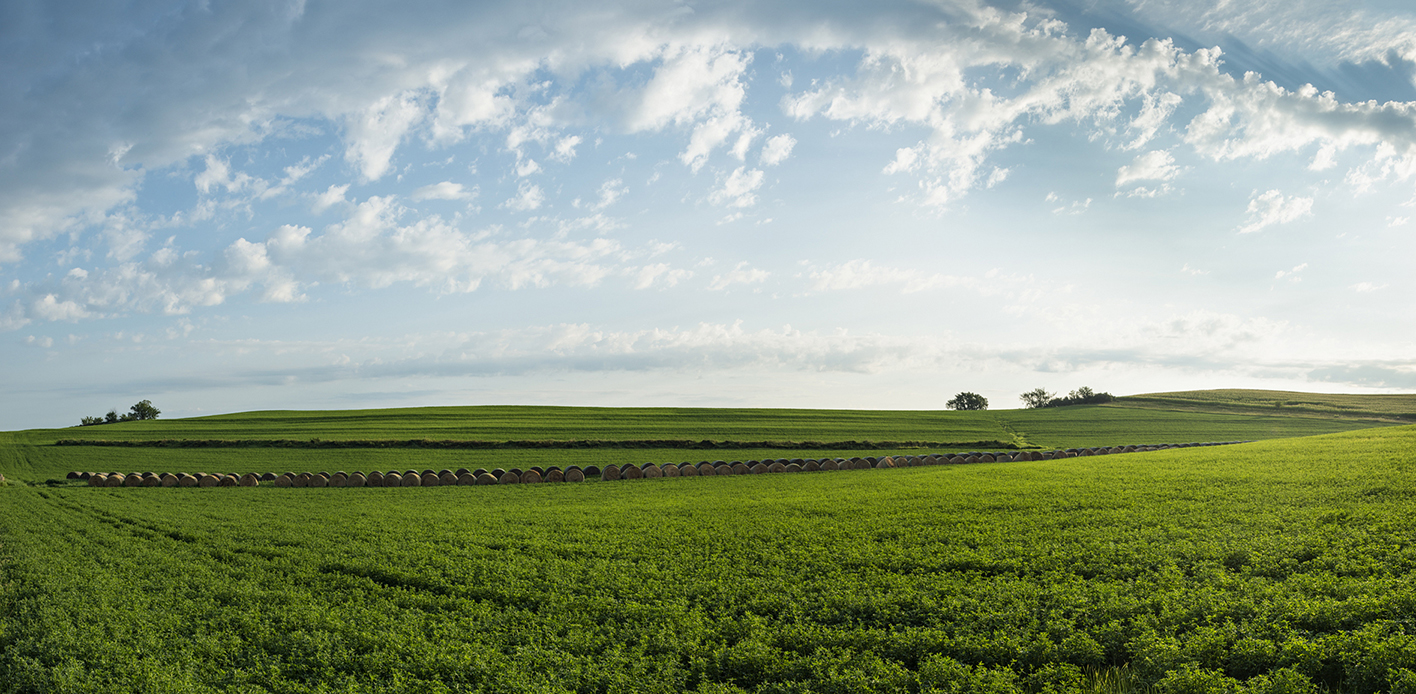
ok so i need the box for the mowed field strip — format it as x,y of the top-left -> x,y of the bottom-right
3,390 -> 1416,692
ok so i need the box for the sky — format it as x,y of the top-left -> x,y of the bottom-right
4,0 -> 1416,430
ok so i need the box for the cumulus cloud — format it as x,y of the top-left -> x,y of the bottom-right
0,197 -> 693,328
1116,150 -> 1179,187
1238,190 -> 1314,233
760,134 -> 797,166
411,181 -> 476,201
632,263 -> 693,289
809,260 -> 966,294
709,167 -> 765,208
708,262 -> 769,290
6,0 -> 1416,263
503,182 -> 545,211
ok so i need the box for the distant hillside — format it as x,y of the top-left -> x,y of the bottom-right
1112,389 -> 1416,422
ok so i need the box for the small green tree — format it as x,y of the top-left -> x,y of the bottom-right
946,392 -> 989,411
1019,388 -> 1055,409
128,400 -> 160,421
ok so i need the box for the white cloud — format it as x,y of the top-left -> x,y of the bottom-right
1238,190 -> 1314,233
503,182 -> 545,211
809,260 -> 965,294
345,92 -> 426,182
759,134 -> 797,166
632,263 -> 693,289
1116,150 -> 1179,187
1275,263 -> 1309,281
1351,282 -> 1386,293
708,262 -> 769,290
312,184 -> 351,214
709,167 -> 764,208
411,181 -> 476,202
589,179 -> 627,211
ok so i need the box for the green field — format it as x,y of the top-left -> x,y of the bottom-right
0,396 -> 1398,483
1113,389 -> 1416,422
4,391 -> 1416,692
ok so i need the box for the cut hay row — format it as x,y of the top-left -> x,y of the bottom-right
67,441 -> 1243,489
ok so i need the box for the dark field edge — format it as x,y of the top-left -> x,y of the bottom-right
53,438 -> 1023,450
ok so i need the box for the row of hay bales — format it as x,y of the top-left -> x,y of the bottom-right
72,466 -> 592,488
67,442 -> 1239,489
599,441 -> 1237,478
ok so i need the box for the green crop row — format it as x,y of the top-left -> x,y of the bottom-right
4,426 -> 1416,692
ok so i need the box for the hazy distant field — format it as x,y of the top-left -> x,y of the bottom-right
1,395 -> 1398,482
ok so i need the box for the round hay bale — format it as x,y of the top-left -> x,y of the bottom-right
641,466 -> 662,479
791,458 -> 805,467
785,463 -> 802,473
141,475 -> 161,487
347,473 -> 367,487
545,469 -> 565,483
366,471 -> 384,485
380,473 -> 401,488
160,473 -> 178,487
308,475 -> 328,488
473,468 -> 488,477
714,464 -> 733,476
853,459 -> 871,470
475,473 -> 498,485
439,471 -> 457,485
438,469 -> 453,477
768,462 -> 787,473
731,463 -> 749,475
816,459 -> 837,471
804,460 -> 820,472
623,465 -> 642,480
457,472 -> 477,485
565,468 -> 585,482
239,474 -> 259,487
980,454 -> 995,463
420,472 -> 440,486
421,469 -> 435,477
583,466 -> 601,477
963,455 -> 979,464
498,471 -> 519,484
678,463 -> 698,477
216,475 -> 236,487
520,470 -> 542,483
123,474 -> 143,487
750,463 -> 768,474
455,468 -> 470,476
529,467 -> 545,475
197,474 -> 219,488
874,458 -> 893,469
274,475 -> 292,488
330,472 -> 348,486
602,465 -> 621,481
66,471 -> 80,480
256,472 -> 276,481
397,472 -> 418,487
88,474 -> 106,486
696,462 -> 715,475
78,471 -> 93,480
490,468 -> 506,478
661,464 -> 679,478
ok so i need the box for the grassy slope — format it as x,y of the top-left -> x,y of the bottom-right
0,393 -> 1401,482
1113,388 -> 1416,421
3,426 -> 1415,692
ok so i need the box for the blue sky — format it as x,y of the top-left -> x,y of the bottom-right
4,0 -> 1416,429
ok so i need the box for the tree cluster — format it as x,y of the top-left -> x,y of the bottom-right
79,400 -> 160,426
945,392 -> 989,411
1018,386 -> 1113,409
